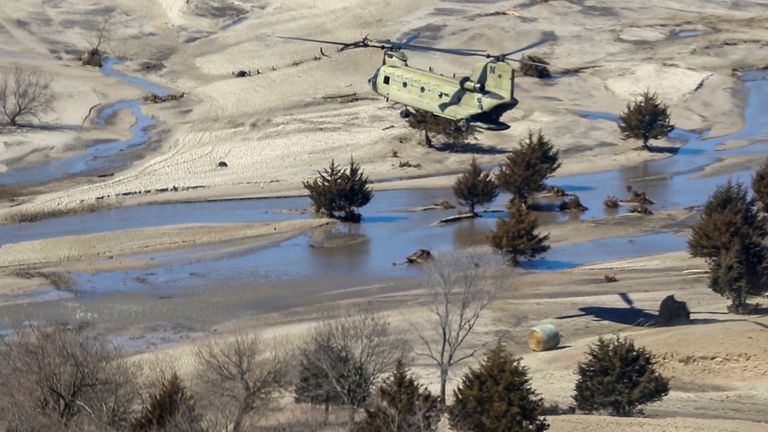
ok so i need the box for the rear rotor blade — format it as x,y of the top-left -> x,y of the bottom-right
399,33 -> 419,45
501,37 -> 553,57
399,42 -> 487,56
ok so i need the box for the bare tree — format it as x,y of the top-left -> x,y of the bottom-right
304,312 -> 407,429
195,332 -> 287,432
415,252 -> 499,402
82,15 -> 111,67
0,66 -> 54,126
0,324 -> 139,431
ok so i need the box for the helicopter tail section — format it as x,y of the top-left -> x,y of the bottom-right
470,61 -> 514,101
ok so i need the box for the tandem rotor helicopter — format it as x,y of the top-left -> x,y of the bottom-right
280,34 -> 558,131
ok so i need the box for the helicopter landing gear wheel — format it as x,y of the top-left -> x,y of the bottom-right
399,108 -> 411,119
458,119 -> 469,132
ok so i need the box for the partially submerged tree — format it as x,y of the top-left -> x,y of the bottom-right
618,90 -> 674,150
305,313 -> 406,428
688,180 -> 767,312
195,333 -> 287,432
416,252 -> 498,402
573,335 -> 669,416
453,157 -> 499,215
520,54 -> 551,79
355,360 -> 441,432
449,342 -> 549,432
487,198 -> 550,266
0,324 -> 139,431
131,372 -> 203,432
0,66 -> 54,126
304,158 -> 373,222
496,130 -> 561,203
751,159 -> 768,211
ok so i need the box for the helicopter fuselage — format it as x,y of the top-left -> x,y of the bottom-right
368,51 -> 518,130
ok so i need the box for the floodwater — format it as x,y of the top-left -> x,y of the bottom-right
1,60 -> 767,295
0,57 -> 171,186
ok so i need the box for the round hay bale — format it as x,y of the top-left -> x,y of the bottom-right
528,324 -> 560,352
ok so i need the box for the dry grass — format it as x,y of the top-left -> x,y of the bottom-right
3,201 -> 108,224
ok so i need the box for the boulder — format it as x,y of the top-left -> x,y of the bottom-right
406,249 -> 432,264
659,295 -> 690,325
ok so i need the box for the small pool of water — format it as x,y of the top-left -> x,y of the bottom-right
0,57 -> 172,186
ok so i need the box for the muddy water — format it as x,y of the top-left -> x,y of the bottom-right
2,71 -> 767,296
0,57 -> 171,186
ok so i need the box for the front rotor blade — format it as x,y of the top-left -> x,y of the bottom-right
501,37 -> 553,57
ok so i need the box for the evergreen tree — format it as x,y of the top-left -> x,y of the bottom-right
449,342 -> 549,432
294,345 -> 346,423
131,373 -> 202,431
520,55 -> 551,79
496,130 -> 560,203
453,157 -> 499,215
304,158 -> 373,222
355,360 -> 441,432
751,159 -> 768,211
618,91 -> 674,150
340,158 -> 374,222
573,336 -> 669,417
688,180 -> 767,311
487,199 -> 550,266
405,110 -> 474,149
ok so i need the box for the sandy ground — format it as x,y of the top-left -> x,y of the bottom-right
1,1 -> 767,430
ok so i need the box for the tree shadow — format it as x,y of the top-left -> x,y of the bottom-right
16,122 -> 82,131
644,145 -> 679,155
556,293 -> 768,329
434,142 -> 509,155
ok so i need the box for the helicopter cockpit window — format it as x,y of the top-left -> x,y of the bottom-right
383,76 -> 390,85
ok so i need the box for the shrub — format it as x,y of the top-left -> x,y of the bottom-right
688,180 -> 767,311
573,335 -> 669,416
304,158 -> 373,222
751,158 -> 768,210
487,199 -> 550,266
355,360 -> 441,432
618,90 -> 674,150
628,204 -> 653,215
131,372 -> 203,431
520,54 -> 551,79
453,157 -> 499,215
496,130 -> 561,203
449,342 -> 549,432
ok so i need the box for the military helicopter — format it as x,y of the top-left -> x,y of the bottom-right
280,34 -> 555,131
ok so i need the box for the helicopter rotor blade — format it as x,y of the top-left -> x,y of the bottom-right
500,37 -> 553,57
399,42 -> 487,56
398,33 -> 420,45
278,35 -> 371,51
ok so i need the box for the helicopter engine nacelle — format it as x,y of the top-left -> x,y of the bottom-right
459,77 -> 485,93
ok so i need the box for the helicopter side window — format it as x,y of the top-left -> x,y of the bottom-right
420,86 -> 425,93
383,76 -> 390,85
402,81 -> 408,88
